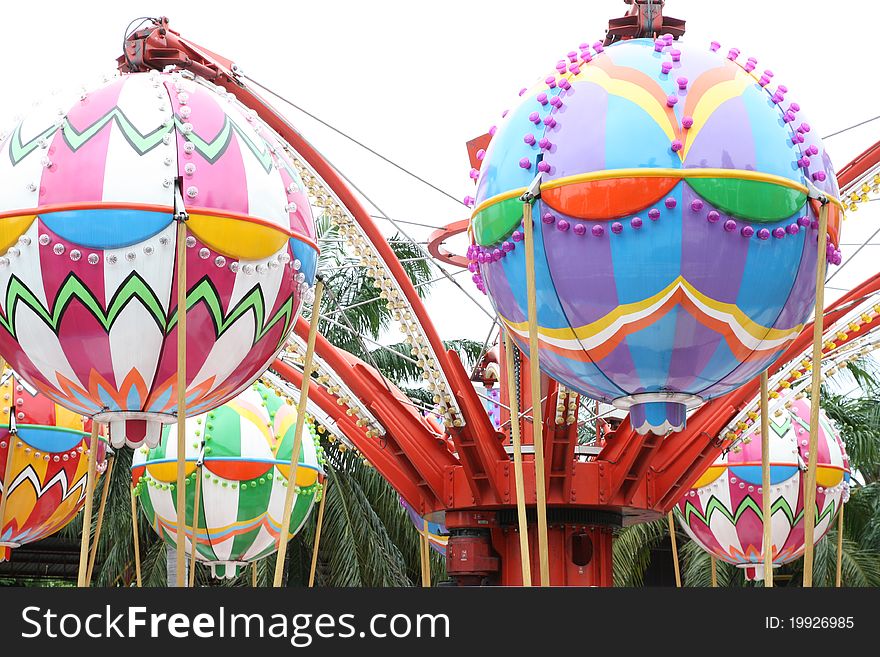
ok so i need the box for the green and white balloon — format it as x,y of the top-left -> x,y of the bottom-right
132,382 -> 324,579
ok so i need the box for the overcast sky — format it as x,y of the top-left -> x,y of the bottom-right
2,0 -> 878,349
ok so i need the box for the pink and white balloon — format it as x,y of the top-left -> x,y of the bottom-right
0,70 -> 318,448
676,398 -> 850,580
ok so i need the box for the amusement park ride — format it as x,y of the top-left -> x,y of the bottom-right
1,0 -> 879,587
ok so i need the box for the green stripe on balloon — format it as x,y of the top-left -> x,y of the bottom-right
472,197 -> 523,246
686,178 -> 806,221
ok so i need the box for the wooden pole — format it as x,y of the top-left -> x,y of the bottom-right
188,464 -> 202,588
86,454 -> 115,584
0,427 -> 17,540
131,485 -> 142,587
710,556 -> 718,588
420,518 -> 431,588
836,502 -> 845,587
251,561 -> 258,587
760,371 -> 774,588
668,511 -> 681,587
802,201 -> 829,588
503,332 -> 532,586
77,421 -> 100,587
521,199 -> 550,586
273,279 -> 324,587
308,480 -> 328,588
175,218 -> 188,587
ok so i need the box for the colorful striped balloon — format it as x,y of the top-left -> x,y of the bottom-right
131,382 -> 322,578
0,70 -> 317,448
0,371 -> 106,561
675,398 -> 849,580
401,497 -> 448,556
468,38 -> 843,434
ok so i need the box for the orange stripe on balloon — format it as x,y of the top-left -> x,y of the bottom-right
592,56 -> 682,142
541,177 -> 680,219
681,64 -> 738,127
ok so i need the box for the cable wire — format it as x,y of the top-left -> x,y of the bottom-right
242,74 -> 465,207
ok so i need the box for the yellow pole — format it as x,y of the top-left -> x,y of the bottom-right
760,371 -> 774,587
252,562 -> 258,587
668,511 -> 681,587
77,422 -> 100,587
273,280 -> 324,587
0,429 -> 17,539
131,485 -> 142,587
802,202 -> 829,588
175,219 -> 188,587
86,454 -> 115,584
308,480 -> 328,588
420,518 -> 431,588
521,199 -> 550,586
836,503 -> 845,587
188,465 -> 202,588
710,556 -> 718,588
503,332 -> 532,586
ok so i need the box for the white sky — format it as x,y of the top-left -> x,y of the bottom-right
2,0 -> 878,349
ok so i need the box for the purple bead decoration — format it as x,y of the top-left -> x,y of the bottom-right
671,49 -> 681,62
573,223 -> 587,236
772,227 -> 786,239
661,62 -> 673,74
470,168 -> 480,180
591,224 -> 605,237
741,225 -> 755,238
648,208 -> 661,221
654,40 -> 665,53
492,249 -> 503,261
798,122 -> 811,133
671,139 -> 683,152
631,217 -> 643,229
677,76 -> 688,90
528,112 -> 540,124
812,172 -> 827,182
463,195 -> 474,208
666,95 -> 678,107
757,228 -> 771,240
710,41 -> 721,52
476,149 -> 485,161
567,51 -> 578,63
682,116 -> 694,129
537,93 -> 548,106
543,116 -> 557,128
542,212 -> 555,224
512,230 -> 523,242
537,161 -> 551,173
519,157 -> 531,170
549,96 -> 562,108
523,133 -> 536,145
611,222 -> 623,234
665,197 -> 677,209
560,79 -> 572,90
593,41 -> 604,53
538,137 -> 552,150
797,216 -> 811,227
690,198 -> 704,212
468,262 -> 477,273
724,219 -> 737,232
557,220 -> 570,232
807,145 -> 819,156
787,223 -> 800,235
502,241 -> 514,252
545,76 -> 557,88
707,210 -> 720,223
489,125 -> 497,136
